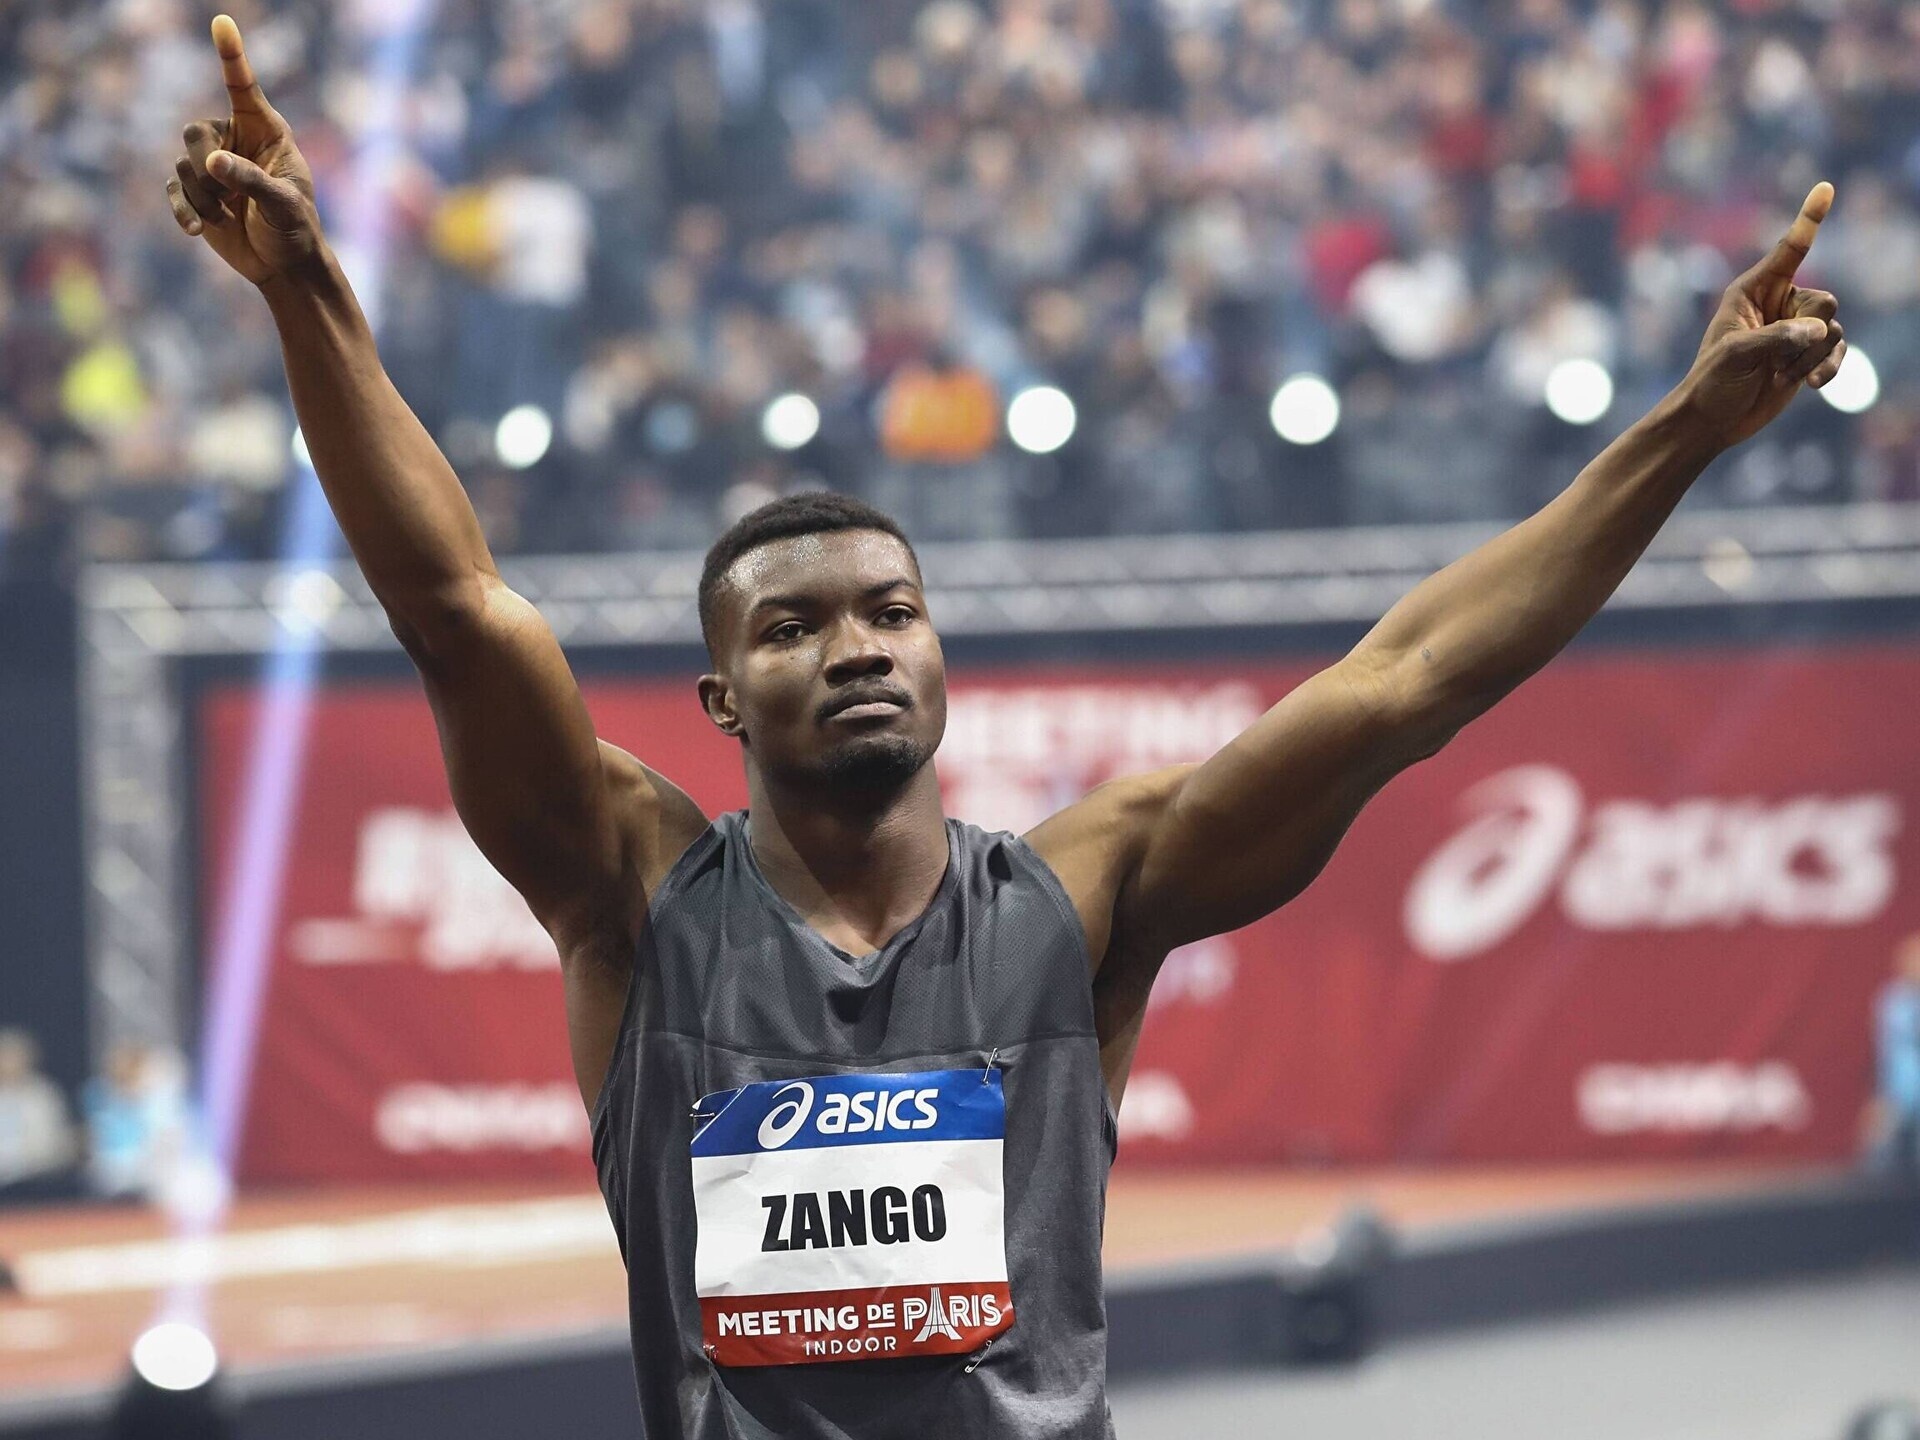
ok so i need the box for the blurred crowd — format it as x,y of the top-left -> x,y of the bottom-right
3,0 -> 1920,575
0,1029 -> 204,1205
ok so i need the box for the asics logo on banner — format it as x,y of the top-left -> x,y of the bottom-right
1405,766 -> 1582,960
1404,765 -> 1901,960
758,1083 -> 815,1149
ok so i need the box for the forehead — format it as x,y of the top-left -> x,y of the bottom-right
721,528 -> 920,612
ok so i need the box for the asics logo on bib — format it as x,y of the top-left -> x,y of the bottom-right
758,1083 -> 815,1149
755,1082 -> 941,1150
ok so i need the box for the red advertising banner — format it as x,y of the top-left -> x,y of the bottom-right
202,645 -> 1919,1181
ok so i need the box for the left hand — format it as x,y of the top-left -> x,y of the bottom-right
1680,182 -> 1849,450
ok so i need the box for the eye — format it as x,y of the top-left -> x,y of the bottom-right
766,620 -> 808,643
878,605 -> 916,626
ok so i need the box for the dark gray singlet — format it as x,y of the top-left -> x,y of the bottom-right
592,810 -> 1120,1439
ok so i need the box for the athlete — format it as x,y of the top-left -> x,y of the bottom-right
168,15 -> 1849,1438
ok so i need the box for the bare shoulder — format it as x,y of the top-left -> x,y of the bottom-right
550,743 -> 708,979
596,740 -> 712,898
1024,765 -> 1195,970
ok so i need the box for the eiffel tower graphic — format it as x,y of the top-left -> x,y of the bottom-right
913,1288 -> 964,1343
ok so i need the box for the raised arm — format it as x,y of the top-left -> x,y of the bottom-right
167,17 -> 706,1105
1039,186 -> 1848,1101
1044,185 -> 1846,1099
1120,185 -> 1847,949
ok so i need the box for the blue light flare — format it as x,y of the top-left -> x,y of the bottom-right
192,1 -> 440,1214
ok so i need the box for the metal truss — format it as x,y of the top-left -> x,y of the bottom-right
77,501 -> 1920,1061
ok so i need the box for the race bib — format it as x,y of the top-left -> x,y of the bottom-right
690,1067 -> 1015,1366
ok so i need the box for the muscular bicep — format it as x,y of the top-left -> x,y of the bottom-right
400,580 -> 632,935
1127,650 -> 1437,949
1036,653 -> 1441,1107
397,581 -> 708,1108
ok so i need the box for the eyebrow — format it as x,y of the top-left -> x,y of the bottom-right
748,577 -> 920,617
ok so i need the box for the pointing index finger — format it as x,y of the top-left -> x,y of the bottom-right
211,14 -> 268,115
1756,181 -> 1835,283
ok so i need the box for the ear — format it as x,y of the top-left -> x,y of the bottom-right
698,673 -> 744,738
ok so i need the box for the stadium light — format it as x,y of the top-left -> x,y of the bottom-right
131,1324 -> 218,1392
762,392 -> 821,451
267,568 -> 346,639
1818,346 -> 1879,416
1544,358 -> 1615,426
113,1322 -> 236,1440
1701,536 -> 1755,593
1268,374 -> 1341,446
495,405 -> 554,469
1007,386 -> 1076,454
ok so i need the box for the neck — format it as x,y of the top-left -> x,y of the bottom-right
743,765 -> 951,953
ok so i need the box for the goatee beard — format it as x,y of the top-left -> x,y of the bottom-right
815,733 -> 934,794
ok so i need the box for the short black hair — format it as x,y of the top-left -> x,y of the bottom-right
698,492 -> 919,658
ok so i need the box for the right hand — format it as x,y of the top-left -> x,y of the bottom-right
165,14 -> 325,288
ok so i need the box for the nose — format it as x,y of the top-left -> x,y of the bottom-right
822,618 -> 895,684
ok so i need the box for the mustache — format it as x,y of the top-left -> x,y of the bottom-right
818,681 -> 913,721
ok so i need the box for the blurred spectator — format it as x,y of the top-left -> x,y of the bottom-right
1489,270 -> 1619,409
1350,205 -> 1482,371
879,354 -> 999,464
1865,933 -> 1920,1179
0,1028 -> 77,1196
1,0 -> 1916,570
81,1041 -> 197,1202
436,154 -> 595,423
1844,1401 -> 1920,1440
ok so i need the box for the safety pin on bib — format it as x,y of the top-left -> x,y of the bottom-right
981,1047 -> 999,1082
963,1335 -> 996,1374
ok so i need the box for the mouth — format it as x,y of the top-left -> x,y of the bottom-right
821,688 -> 911,723
825,699 -> 907,722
